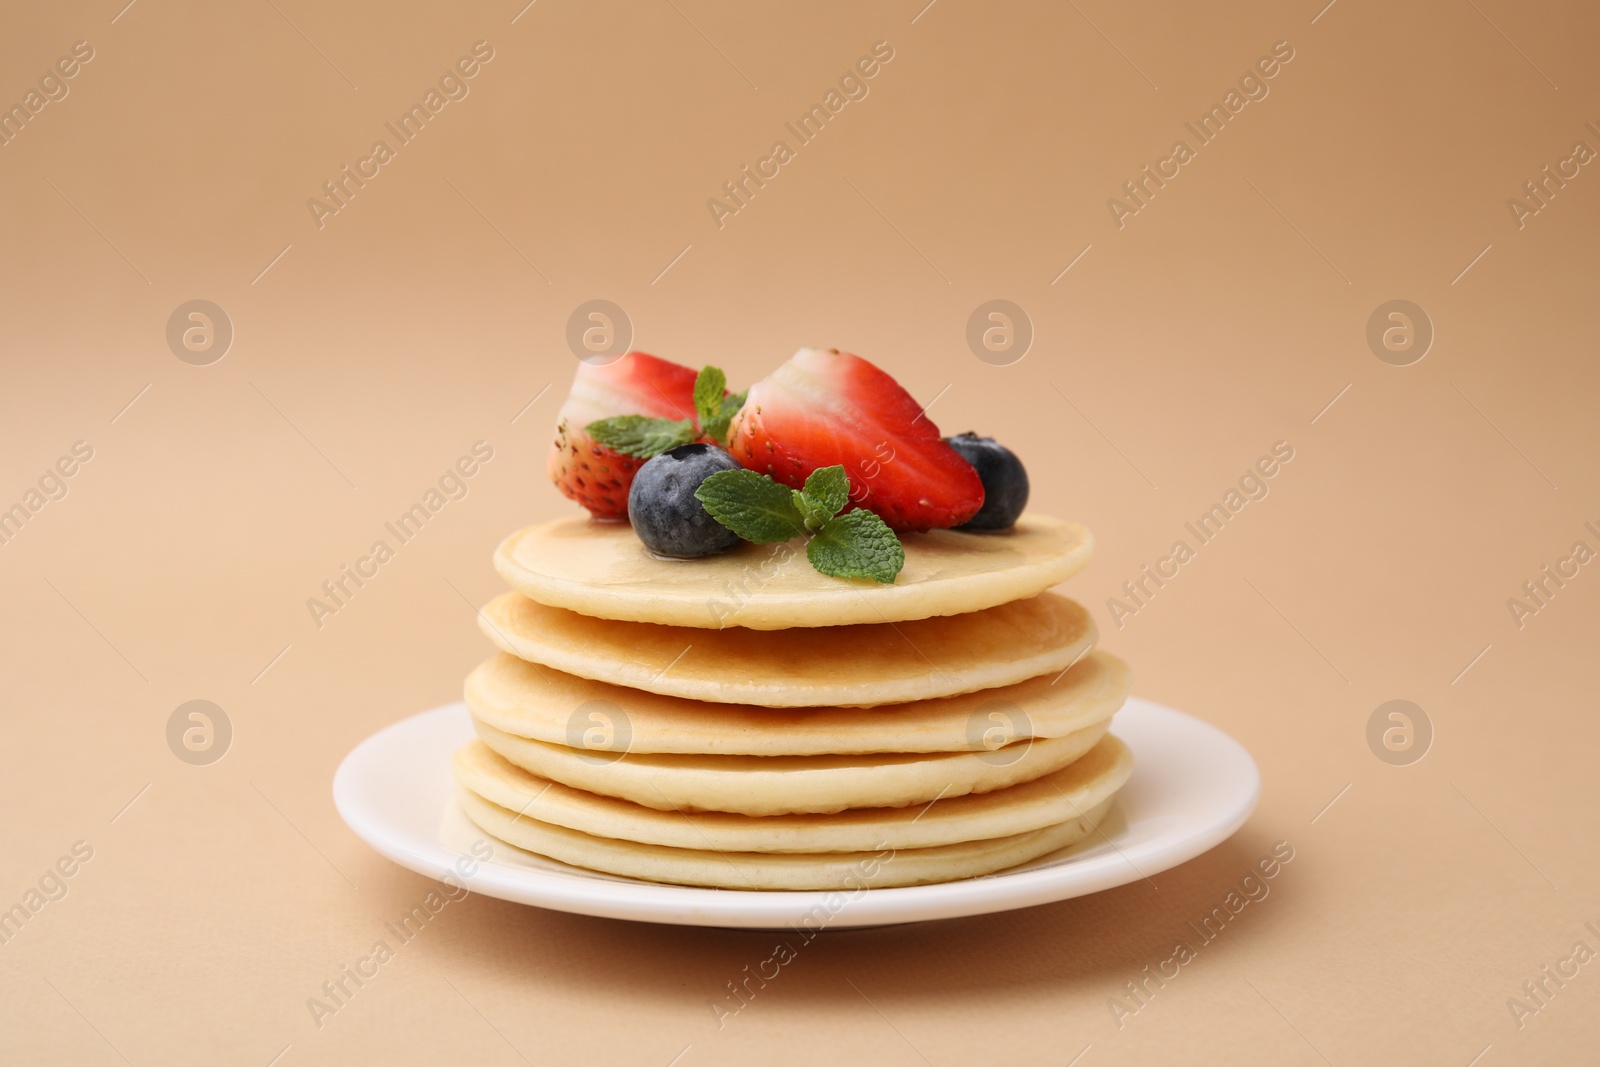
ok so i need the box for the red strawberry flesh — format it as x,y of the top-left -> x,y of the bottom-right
727,348 -> 984,531
547,351 -> 700,519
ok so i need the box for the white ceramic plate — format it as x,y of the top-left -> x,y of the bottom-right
333,699 -> 1258,929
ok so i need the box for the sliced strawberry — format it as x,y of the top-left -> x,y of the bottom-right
727,348 -> 984,531
547,352 -> 700,519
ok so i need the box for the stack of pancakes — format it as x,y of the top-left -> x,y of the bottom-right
452,514 -> 1133,890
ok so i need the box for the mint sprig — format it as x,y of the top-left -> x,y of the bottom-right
794,465 -> 848,530
693,469 -> 805,543
587,415 -> 696,458
584,365 -> 745,459
703,390 -> 746,444
695,465 -> 904,583
806,508 -> 904,582
693,365 -> 727,428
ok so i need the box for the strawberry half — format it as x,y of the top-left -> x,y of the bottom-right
547,351 -> 700,519
727,348 -> 984,531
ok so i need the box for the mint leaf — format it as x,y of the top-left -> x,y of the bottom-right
693,366 -> 727,431
806,508 -> 905,583
587,367 -> 743,457
586,415 -> 696,459
792,489 -> 832,532
690,461 -> 904,584
703,389 -> 746,444
695,469 -> 806,543
799,466 -> 850,523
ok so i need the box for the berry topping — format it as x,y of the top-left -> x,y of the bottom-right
945,432 -> 1029,531
627,444 -> 743,559
585,365 -> 744,460
726,348 -> 984,532
547,352 -> 701,520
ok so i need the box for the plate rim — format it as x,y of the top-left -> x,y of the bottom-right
333,698 -> 1259,929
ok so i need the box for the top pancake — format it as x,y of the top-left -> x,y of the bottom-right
494,514 -> 1092,629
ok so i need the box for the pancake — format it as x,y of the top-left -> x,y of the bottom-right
465,649 -> 1131,755
453,734 -> 1132,853
457,786 -> 1116,890
478,590 -> 1096,708
493,514 -> 1092,630
471,716 -> 1111,815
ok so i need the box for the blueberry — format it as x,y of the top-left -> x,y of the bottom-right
946,432 -> 1029,531
627,443 -> 743,558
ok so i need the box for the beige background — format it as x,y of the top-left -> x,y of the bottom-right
2,0 -> 1598,1063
